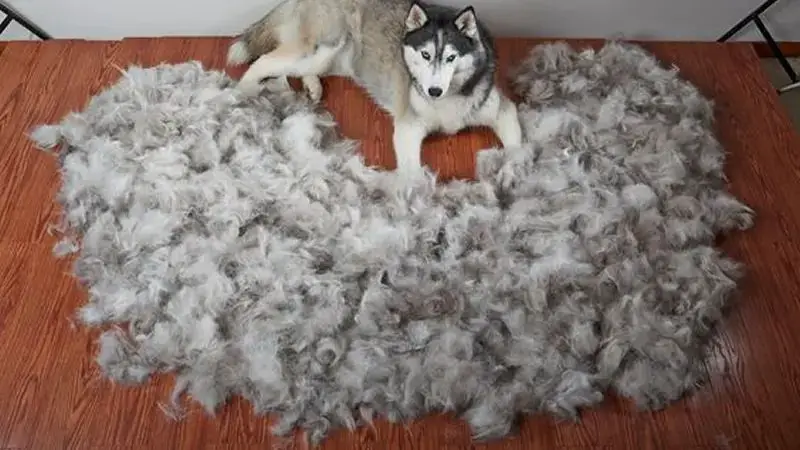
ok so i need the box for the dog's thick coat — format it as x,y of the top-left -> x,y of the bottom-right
227,0 -> 522,174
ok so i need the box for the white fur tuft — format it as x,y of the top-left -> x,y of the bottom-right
226,40 -> 250,66
29,124 -> 62,150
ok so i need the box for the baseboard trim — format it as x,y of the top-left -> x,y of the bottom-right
750,41 -> 800,58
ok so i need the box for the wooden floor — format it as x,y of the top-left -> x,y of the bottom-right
1,37 -> 799,450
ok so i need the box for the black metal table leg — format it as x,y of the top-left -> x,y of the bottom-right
718,0 -> 780,42
718,0 -> 798,94
0,1 -> 52,40
753,16 -> 799,84
0,14 -> 12,35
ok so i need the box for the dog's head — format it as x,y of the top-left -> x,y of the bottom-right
402,3 -> 486,100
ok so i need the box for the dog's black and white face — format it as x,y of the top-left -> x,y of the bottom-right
402,3 -> 484,100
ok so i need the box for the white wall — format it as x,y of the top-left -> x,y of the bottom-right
1,10 -> 38,39
3,0 -> 800,41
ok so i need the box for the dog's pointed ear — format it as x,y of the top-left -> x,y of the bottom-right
454,6 -> 479,39
405,3 -> 428,32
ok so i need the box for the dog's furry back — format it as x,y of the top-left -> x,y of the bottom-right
230,0 -> 346,60
229,0 -> 416,113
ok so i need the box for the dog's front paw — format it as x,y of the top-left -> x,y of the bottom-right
396,161 -> 426,178
494,95 -> 524,148
236,78 -> 264,97
302,76 -> 323,103
392,119 -> 427,176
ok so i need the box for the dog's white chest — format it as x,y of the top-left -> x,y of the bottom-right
410,91 -> 477,135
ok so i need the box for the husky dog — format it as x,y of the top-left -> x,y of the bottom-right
227,0 -> 522,175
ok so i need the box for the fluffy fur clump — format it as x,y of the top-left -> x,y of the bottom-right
31,42 -> 754,444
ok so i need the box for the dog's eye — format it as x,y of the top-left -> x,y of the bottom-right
446,55 -> 456,63
421,51 -> 431,60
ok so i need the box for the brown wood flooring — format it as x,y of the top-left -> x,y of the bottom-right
0,37 -> 799,450
752,41 -> 800,58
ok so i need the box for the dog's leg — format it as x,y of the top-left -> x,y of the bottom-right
238,43 -> 306,96
302,75 -> 323,103
491,95 -> 523,148
392,116 -> 428,176
237,40 -> 342,97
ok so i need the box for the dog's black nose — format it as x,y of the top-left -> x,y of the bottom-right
428,87 -> 443,97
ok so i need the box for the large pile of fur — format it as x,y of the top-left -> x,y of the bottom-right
31,41 -> 754,444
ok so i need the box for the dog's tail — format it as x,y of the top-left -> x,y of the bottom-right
226,0 -> 295,66
226,40 -> 253,66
